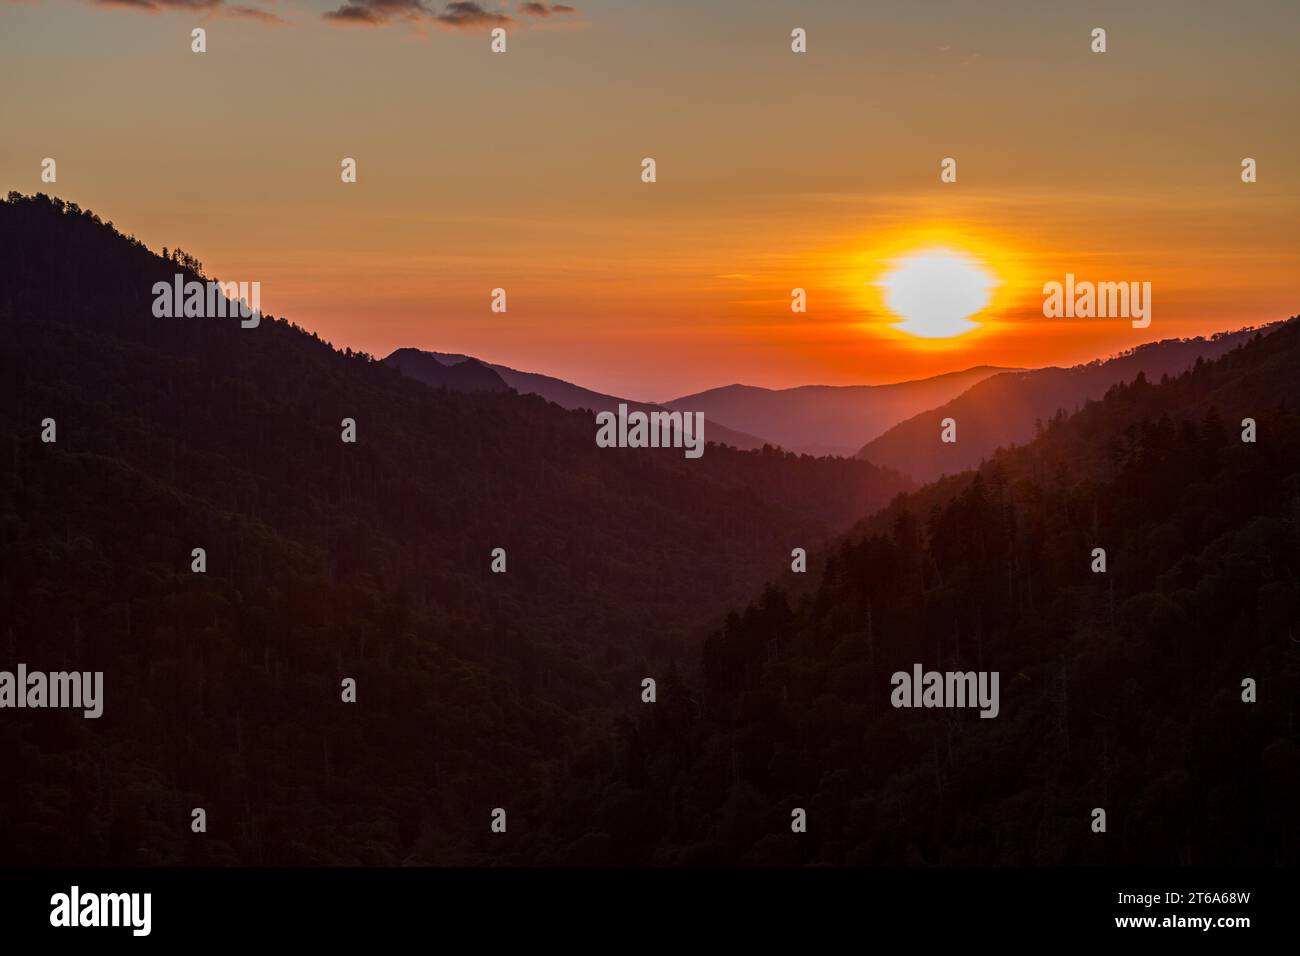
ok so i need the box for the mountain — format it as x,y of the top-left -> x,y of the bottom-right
857,329 -> 1271,481
0,192 -> 910,864
383,348 -> 509,393
665,366 -> 1012,457
388,349 -> 774,451
565,316 -> 1300,865
6,192 -> 1294,868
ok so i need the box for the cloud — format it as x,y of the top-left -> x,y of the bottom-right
84,0 -> 546,31
521,1 -> 577,15
435,2 -> 509,27
224,4 -> 284,23
324,0 -> 509,28
91,0 -> 222,10
324,0 -> 428,25
89,0 -> 283,20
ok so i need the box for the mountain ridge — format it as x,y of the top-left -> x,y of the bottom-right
857,326 -> 1280,481
577,314 -> 1300,865
664,365 -> 1014,456
384,347 -> 778,452
384,349 -> 511,393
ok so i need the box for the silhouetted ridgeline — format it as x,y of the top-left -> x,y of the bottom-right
669,365 -> 1012,457
858,328 -> 1274,481
386,348 -> 779,451
0,193 -> 907,864
2,193 -> 1296,866
579,319 -> 1300,864
383,348 -> 511,394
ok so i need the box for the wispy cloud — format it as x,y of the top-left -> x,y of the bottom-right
435,1 -> 509,27
324,0 -> 511,29
224,4 -> 285,24
91,0 -> 222,10
324,0 -> 430,26
88,0 -> 284,22
520,2 -> 576,15
83,0 -> 566,32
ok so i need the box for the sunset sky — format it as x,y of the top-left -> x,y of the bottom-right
2,0 -> 1298,400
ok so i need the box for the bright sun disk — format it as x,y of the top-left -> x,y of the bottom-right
879,249 -> 995,339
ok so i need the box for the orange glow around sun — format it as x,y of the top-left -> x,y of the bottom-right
828,225 -> 1035,352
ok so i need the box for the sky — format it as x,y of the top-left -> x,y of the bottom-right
2,0 -> 1298,401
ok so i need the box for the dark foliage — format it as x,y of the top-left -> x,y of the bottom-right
584,320 -> 1300,864
0,193 -> 907,864
2,193 -> 1296,866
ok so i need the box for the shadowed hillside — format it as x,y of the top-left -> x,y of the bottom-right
545,318 -> 1300,865
3,193 -> 1295,868
0,193 -> 909,864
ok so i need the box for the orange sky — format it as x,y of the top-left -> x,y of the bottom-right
2,0 -> 1298,400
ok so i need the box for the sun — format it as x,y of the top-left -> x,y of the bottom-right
879,248 -> 996,339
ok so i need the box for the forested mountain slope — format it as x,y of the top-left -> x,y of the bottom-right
565,319 -> 1300,865
0,193 -> 908,864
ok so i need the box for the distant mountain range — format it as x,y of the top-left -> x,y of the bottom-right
386,348 -> 1015,457
387,330 -> 1281,475
384,348 -> 774,451
664,367 -> 1012,456
856,327 -> 1275,481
